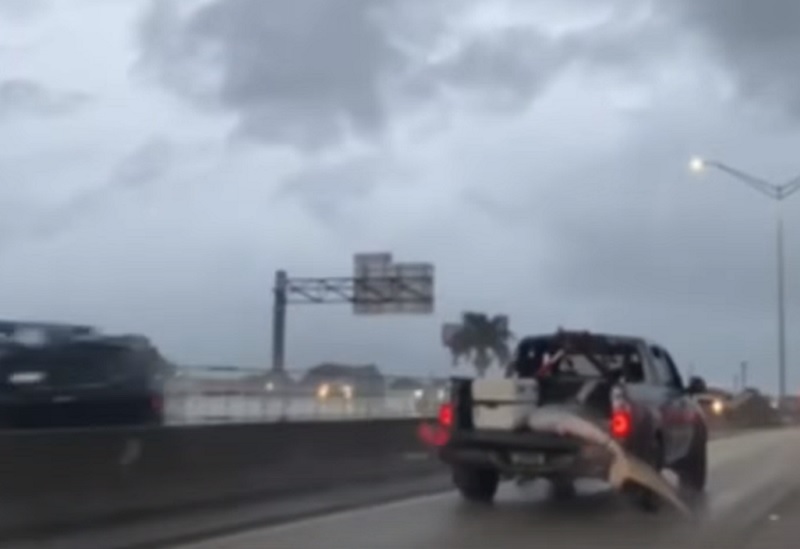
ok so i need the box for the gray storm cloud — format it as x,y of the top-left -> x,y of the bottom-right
274,156 -> 383,225
137,0 -> 418,149
135,0 -> 610,150
111,137 -> 174,190
0,79 -> 90,118
134,0 -> 714,153
658,0 -> 800,120
28,137 -> 174,240
0,0 -> 47,20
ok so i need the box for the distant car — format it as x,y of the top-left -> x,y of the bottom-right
413,385 -> 448,416
694,393 -> 726,417
0,336 -> 170,429
316,381 -> 355,401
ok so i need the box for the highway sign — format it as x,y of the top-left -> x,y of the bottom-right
353,253 -> 434,315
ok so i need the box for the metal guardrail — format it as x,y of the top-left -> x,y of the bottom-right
165,366 -> 448,424
163,390 -> 440,424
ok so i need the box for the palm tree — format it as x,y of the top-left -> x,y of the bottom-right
443,312 -> 513,377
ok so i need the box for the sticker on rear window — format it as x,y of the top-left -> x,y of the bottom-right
8,371 -> 46,384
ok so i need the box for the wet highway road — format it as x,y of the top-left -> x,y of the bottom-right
176,429 -> 800,549
739,482 -> 800,549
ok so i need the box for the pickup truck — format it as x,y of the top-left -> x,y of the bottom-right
429,330 -> 709,511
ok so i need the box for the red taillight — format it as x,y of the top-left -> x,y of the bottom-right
418,403 -> 454,448
418,422 -> 450,447
610,409 -> 632,439
438,402 -> 453,428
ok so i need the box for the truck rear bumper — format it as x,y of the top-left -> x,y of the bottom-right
440,429 -> 613,480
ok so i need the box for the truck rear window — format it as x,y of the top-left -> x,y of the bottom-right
551,352 -> 643,381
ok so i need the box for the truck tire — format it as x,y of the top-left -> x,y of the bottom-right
628,434 -> 664,513
452,465 -> 499,504
674,425 -> 707,494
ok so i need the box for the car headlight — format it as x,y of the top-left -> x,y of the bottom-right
711,399 -> 724,415
413,389 -> 424,399
317,383 -> 330,399
341,384 -> 354,400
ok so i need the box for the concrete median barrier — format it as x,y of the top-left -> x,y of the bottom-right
0,419 -> 437,542
0,415 -> 747,545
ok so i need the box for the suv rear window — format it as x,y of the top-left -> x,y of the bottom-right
1,344 -> 132,387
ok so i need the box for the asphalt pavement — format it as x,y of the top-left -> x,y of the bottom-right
737,485 -> 800,549
174,428 -> 800,549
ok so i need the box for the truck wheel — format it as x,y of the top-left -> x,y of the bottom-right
452,465 -> 499,504
674,425 -> 707,495
628,435 -> 664,513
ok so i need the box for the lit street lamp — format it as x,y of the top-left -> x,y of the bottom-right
689,157 -> 705,174
689,156 -> 800,409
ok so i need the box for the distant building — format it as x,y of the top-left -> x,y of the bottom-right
779,395 -> 800,414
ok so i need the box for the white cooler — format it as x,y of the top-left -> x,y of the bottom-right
472,379 -> 539,430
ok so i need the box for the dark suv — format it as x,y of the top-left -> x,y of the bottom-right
0,335 -> 170,429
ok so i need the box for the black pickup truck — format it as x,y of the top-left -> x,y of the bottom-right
432,330 -> 709,510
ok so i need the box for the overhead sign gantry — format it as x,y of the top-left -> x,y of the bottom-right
271,252 -> 435,373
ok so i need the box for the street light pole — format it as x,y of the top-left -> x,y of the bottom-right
777,202 -> 786,404
740,360 -> 749,390
689,157 -> 800,408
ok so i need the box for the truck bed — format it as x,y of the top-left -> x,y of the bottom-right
440,377 -> 616,479
452,376 -> 613,428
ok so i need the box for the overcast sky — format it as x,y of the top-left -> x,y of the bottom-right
1,0 -> 800,392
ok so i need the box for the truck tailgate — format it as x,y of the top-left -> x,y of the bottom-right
447,428 -> 582,452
